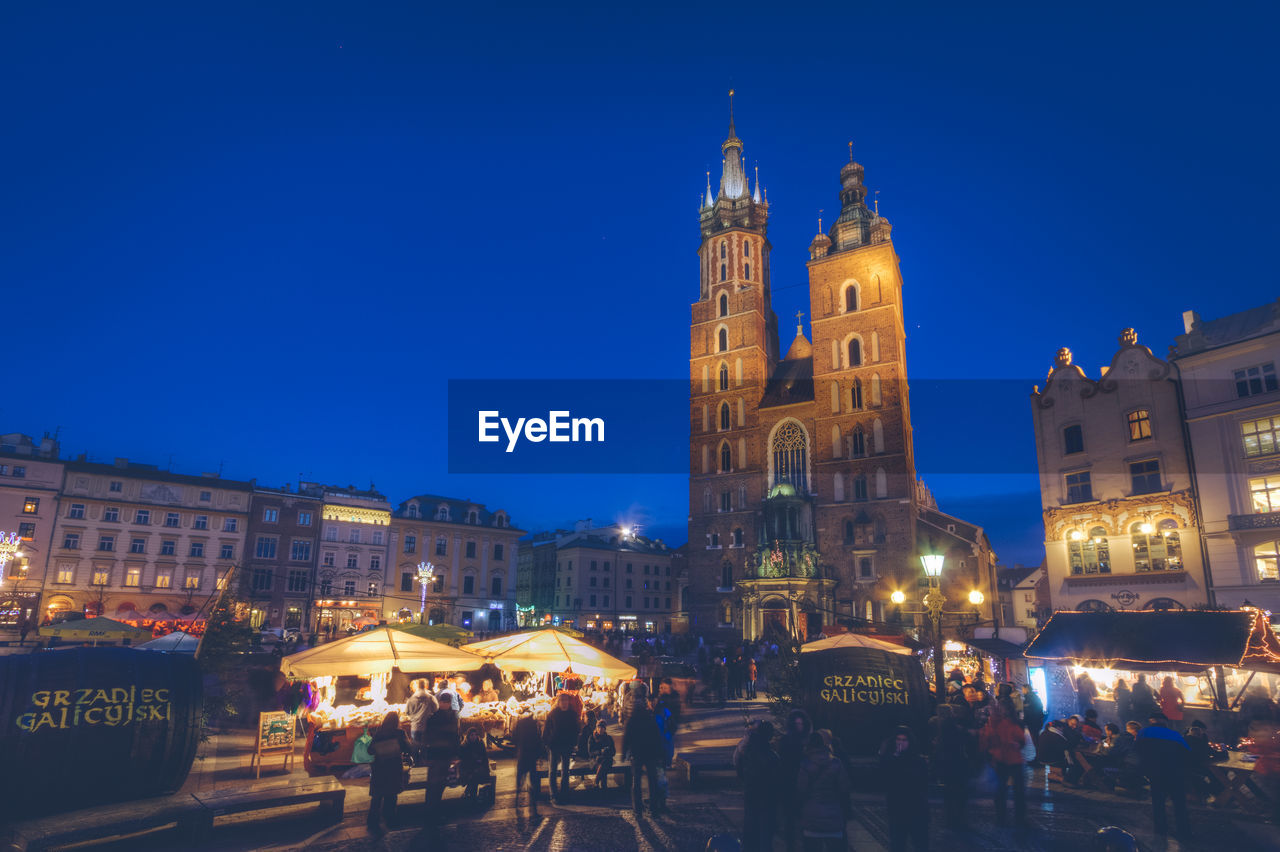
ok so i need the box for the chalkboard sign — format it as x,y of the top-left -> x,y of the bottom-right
252,711 -> 297,777
798,645 -> 929,756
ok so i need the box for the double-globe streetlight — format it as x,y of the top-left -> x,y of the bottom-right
416,561 -> 435,625
891,554 -> 985,698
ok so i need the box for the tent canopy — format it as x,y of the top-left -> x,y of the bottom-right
391,622 -> 473,646
38,617 -> 151,641
462,629 -> 636,680
135,631 -> 200,653
801,633 -> 913,656
1024,610 -> 1280,673
281,627 -> 485,678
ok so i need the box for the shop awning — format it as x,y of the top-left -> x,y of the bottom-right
462,629 -> 636,680
281,627 -> 486,678
1024,610 -> 1280,673
801,633 -> 913,655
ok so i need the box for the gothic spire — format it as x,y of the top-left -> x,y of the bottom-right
719,89 -> 747,199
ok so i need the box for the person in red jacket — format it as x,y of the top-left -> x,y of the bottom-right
980,703 -> 1028,826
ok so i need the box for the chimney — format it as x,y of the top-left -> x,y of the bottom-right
1182,310 -> 1200,334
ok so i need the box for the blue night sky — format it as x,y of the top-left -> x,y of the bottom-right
4,2 -> 1276,566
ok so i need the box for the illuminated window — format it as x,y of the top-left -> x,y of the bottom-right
771,421 -> 808,492
22,497 -> 38,514
125,567 -> 140,587
1131,520 -> 1181,572
1255,541 -> 1280,581
368,581 -> 378,597
57,565 -> 74,584
1063,425 -> 1084,455
93,569 -> 110,586
1242,416 -> 1280,458
154,571 -> 171,588
1127,410 -> 1152,441
1067,527 -> 1110,575
298,511 -> 313,526
263,507 -> 279,523
1235,363 -> 1278,398
1250,475 -> 1280,514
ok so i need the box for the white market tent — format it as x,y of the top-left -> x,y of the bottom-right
281,627 -> 486,678
135,630 -> 200,653
800,633 -> 914,656
462,629 -> 637,680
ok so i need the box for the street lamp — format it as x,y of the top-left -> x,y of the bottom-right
919,554 -> 947,697
416,561 -> 435,624
0,531 -> 22,579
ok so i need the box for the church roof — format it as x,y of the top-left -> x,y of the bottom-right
784,327 -> 812,361
759,357 -> 814,409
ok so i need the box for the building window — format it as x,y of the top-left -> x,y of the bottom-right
718,328 -> 728,352
720,264 -> 726,282
850,426 -> 866,457
288,570 -> 308,592
1065,471 -> 1092,504
325,526 -> 338,541
348,530 -> 360,544
848,338 -> 861,367
732,528 -> 743,547
98,535 -> 114,552
772,421 -> 808,492
199,490 -> 212,502
10,466 -> 24,477
17,525 -> 33,545
719,364 -> 729,391
1242,416 -> 1280,458
319,578 -> 332,596
1068,527 -> 1111,575
290,540 -> 312,561
154,571 -> 171,588
720,443 -> 731,472
125,567 -> 141,587
103,507 -> 120,523
129,537 -> 146,554
220,544 -> 234,559
436,537 -> 447,556
189,541 -> 204,557
853,475 -> 868,501
744,263 -> 751,279
492,576 -> 502,596
433,575 -> 443,593
720,402 -> 731,430
343,580 -> 356,596
69,503 -> 85,519
1255,541 -> 1280,581
368,582 -> 378,597
160,540 -> 175,555
322,552 -> 335,567
1063,424 -> 1084,455
850,379 -> 863,411
1235,363 -> 1278,398
252,568 -> 273,591
263,507 -> 279,523
404,534 -> 417,554
171,513 -> 185,528
401,572 -> 413,592
845,287 -> 857,312
720,491 -> 731,512
719,293 -> 728,317
1129,459 -> 1162,495
1251,475 -> 1280,514
255,537 -> 277,559
372,530 -> 384,545
20,497 -> 39,514
494,543 -> 504,560
1127,410 -> 1152,441
463,575 -> 475,594
223,518 -> 238,532
859,557 -> 873,578
133,508 -> 149,525
56,565 -> 74,584
370,554 -> 380,571
466,541 -> 476,558
63,532 -> 80,550
298,511 -> 313,526
93,569 -> 110,586
109,480 -> 122,493
346,554 -> 358,569
1131,520 -> 1182,572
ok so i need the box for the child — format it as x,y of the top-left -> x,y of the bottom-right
587,720 -> 617,789
458,727 -> 491,799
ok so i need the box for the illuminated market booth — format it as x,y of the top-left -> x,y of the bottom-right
1024,609 -> 1280,732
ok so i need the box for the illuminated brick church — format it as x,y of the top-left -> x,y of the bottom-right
687,99 -> 997,640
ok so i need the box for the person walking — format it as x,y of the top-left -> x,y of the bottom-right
655,679 -> 683,768
777,709 -> 814,852
622,687 -> 667,816
422,694 -> 460,823
1021,685 -> 1044,742
879,726 -> 928,852
367,711 -> 412,834
1076,671 -> 1098,715
746,658 -> 759,700
980,704 -> 1028,826
513,713 -> 545,819
1158,676 -> 1185,722
1135,712 -> 1192,839
736,720 -> 780,852
543,692 -> 582,803
795,731 -> 851,852
458,727 -> 492,801
404,679 -> 438,764
933,703 -> 975,829
1130,674 -> 1159,719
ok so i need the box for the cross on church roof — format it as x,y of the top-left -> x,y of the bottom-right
795,310 -> 805,325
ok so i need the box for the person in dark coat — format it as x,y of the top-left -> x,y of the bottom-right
777,709 -> 814,852
1136,712 -> 1192,838
422,695 -> 460,822
367,711 -> 412,834
736,720 -> 779,852
879,726 -> 929,852
655,680 -> 683,767
543,692 -> 582,803
933,703 -> 974,829
1076,671 -> 1098,715
1113,678 -> 1133,723
1021,685 -> 1044,743
622,695 -> 666,815
513,713 -> 544,818
587,720 -> 617,789
794,732 -> 851,851
458,727 -> 491,800
1129,674 -> 1159,719
404,679 -> 438,764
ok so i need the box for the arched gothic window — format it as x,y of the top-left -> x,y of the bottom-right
1078,599 -> 1113,612
719,402 -> 731,430
1068,526 -> 1111,575
851,378 -> 863,410
848,338 -> 862,367
744,241 -> 751,258
1145,597 -> 1186,611
744,262 -> 750,279
720,442 -> 732,473
720,242 -> 726,259
853,473 -> 868,501
720,264 -> 726,281
850,426 -> 866,458
719,363 -> 729,391
771,422 -> 808,492
719,293 -> 728,317
845,287 -> 858,312
718,328 -> 728,352
721,559 -> 733,589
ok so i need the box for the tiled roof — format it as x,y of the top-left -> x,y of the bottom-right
64,459 -> 253,490
1174,300 -> 1280,356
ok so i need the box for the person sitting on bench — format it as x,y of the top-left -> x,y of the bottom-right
1037,720 -> 1082,784
587,720 -> 617,788
458,727 -> 492,800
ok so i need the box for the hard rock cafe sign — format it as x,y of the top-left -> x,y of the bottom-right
1111,590 -> 1140,609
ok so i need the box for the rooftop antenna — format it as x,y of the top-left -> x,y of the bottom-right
874,190 -> 880,216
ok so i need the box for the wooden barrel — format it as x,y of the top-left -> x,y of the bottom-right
0,647 -> 202,819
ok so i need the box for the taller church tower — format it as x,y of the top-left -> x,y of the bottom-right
688,104 -> 920,639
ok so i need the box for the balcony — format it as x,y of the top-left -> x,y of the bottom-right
1229,512 -> 1280,531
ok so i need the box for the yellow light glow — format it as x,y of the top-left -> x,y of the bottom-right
1140,522 -> 1154,535
1071,665 -> 1118,690
1070,530 -> 1085,541
890,590 -> 906,604
968,590 -> 985,606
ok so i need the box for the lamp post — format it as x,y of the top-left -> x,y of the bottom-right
416,561 -> 435,624
1,531 -> 25,634
920,554 -> 947,697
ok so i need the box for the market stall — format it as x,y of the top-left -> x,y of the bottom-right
281,627 -> 486,773
1024,609 -> 1280,737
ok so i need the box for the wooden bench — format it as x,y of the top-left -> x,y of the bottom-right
185,777 -> 345,831
404,764 -> 498,805
6,795 -> 207,852
535,760 -> 633,788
